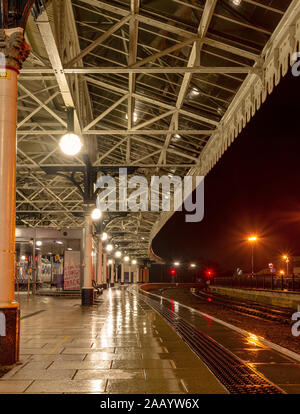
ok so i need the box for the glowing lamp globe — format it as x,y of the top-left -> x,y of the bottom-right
101,232 -> 108,241
91,208 -> 102,220
59,133 -> 82,156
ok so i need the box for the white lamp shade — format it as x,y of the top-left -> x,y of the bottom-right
91,208 -> 102,220
59,133 -> 82,156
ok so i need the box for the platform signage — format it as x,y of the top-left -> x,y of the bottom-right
64,251 -> 80,291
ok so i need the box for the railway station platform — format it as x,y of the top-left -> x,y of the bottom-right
0,286 -> 226,394
1,285 -> 300,395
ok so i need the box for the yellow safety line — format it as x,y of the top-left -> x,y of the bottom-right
46,336 -> 70,355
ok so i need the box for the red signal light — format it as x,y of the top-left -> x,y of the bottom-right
170,268 -> 176,276
25,257 -> 29,261
34,257 -> 38,262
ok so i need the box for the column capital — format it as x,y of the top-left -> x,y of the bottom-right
0,28 -> 30,72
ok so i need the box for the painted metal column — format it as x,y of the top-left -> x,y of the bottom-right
110,259 -> 115,287
97,237 -> 103,287
0,28 -> 30,366
138,267 -> 142,283
81,215 -> 93,306
121,263 -> 125,285
144,267 -> 149,283
141,268 -> 144,283
128,265 -> 132,284
103,252 -> 107,289
37,251 -> 42,282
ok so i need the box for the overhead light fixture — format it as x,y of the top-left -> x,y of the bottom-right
132,259 -> 137,265
36,241 -> 42,247
124,256 -> 129,262
190,263 -> 196,268
217,107 -> 224,116
106,244 -> 113,252
21,255 -> 26,261
115,251 -> 122,258
108,259 -> 113,265
59,108 -> 82,156
232,0 -> 242,6
190,87 -> 200,97
126,112 -> 138,122
56,241 -> 63,245
172,133 -> 181,142
101,232 -> 108,241
174,261 -> 180,266
67,248 -> 73,251
91,208 -> 102,220
59,133 -> 82,156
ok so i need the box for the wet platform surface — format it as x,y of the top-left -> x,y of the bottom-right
145,289 -> 300,394
1,285 -> 300,394
0,287 -> 227,394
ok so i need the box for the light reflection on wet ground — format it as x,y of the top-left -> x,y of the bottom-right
0,287 -> 226,394
144,289 -> 300,394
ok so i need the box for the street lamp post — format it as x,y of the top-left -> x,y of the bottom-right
248,236 -> 258,276
282,255 -> 289,277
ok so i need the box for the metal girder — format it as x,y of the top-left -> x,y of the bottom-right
65,13 -> 132,67
17,129 -> 213,135
35,7 -> 81,132
21,66 -> 255,74
157,0 -> 218,165
77,0 -> 260,60
85,76 -> 219,126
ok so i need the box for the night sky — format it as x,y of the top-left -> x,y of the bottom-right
152,71 -> 300,275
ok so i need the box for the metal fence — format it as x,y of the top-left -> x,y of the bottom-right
214,274 -> 300,292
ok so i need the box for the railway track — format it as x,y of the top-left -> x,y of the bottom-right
134,289 -> 284,394
192,289 -> 292,325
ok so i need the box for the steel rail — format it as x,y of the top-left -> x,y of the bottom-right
193,290 -> 292,325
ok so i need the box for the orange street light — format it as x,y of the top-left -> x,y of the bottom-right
248,236 -> 258,242
282,255 -> 289,276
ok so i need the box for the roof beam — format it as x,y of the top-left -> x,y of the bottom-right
65,14 -> 132,67
21,66 -> 254,74
18,84 -> 67,127
77,0 -> 259,61
35,7 -> 81,132
83,94 -> 128,131
158,0 -> 218,164
131,37 -> 199,68
17,129 -> 213,136
127,0 -> 140,163
85,76 -> 219,125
